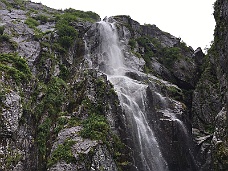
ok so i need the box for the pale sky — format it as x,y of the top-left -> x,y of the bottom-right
31,0 -> 216,51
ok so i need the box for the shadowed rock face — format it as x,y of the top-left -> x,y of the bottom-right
191,0 -> 228,170
0,0 -> 227,171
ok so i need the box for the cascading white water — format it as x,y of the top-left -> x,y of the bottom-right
97,20 -> 168,171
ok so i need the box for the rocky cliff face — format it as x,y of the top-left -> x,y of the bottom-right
191,0 -> 228,170
0,0 -> 227,171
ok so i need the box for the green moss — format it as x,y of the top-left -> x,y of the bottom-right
52,8 -> 99,53
196,60 -> 219,91
0,53 -> 32,83
204,124 -> 215,134
52,43 -> 67,54
47,139 -> 76,168
54,12 -> 79,51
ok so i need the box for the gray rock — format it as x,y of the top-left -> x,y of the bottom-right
48,162 -> 78,171
90,145 -> 118,171
2,90 -> 22,133
37,23 -> 55,33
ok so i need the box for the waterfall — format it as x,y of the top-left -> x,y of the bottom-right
96,20 -> 168,171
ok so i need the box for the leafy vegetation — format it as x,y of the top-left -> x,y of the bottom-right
56,25 -> 78,49
25,17 -> 39,29
135,37 -> 159,73
47,139 -> 76,167
0,34 -> 10,42
62,8 -> 100,22
80,114 -> 109,141
5,150 -> 22,169
1,0 -> 28,10
52,8 -> 99,52
128,39 -> 136,50
35,14 -> 48,24
0,26 -> 9,43
34,77 -> 69,167
135,35 -> 189,74
0,53 -> 32,83
159,47 -> 182,68
0,26 -> 18,50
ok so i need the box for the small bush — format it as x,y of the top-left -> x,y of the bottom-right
63,8 -> 100,22
25,17 -> 39,28
57,24 -> 78,38
160,47 -> 182,68
55,19 -> 78,50
0,53 -> 32,83
128,39 -> 136,50
0,34 -> 10,42
47,139 -> 76,167
80,114 -> 109,141
36,14 -> 48,24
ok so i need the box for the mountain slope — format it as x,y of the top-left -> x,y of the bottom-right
0,0 -> 227,171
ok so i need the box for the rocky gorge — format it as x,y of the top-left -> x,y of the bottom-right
0,0 -> 227,171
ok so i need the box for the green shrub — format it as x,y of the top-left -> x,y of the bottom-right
80,114 -> 109,141
63,8 -> 100,22
47,139 -> 76,167
55,16 -> 78,51
136,37 -> 156,72
57,24 -> 78,38
52,43 -> 67,54
59,64 -> 69,79
57,36 -> 73,49
35,77 -> 69,165
160,47 -> 182,68
128,39 -> 136,50
25,17 -> 39,28
1,0 -> 12,9
37,118 -> 52,156
0,53 -> 32,83
36,14 -> 48,24
0,34 -> 10,42
179,41 -> 189,52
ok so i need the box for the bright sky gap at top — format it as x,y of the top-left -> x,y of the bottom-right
31,0 -> 216,51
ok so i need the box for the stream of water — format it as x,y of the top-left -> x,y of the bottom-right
97,20 -> 168,171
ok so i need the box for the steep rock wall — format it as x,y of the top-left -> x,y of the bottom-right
1,0 -> 227,171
